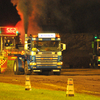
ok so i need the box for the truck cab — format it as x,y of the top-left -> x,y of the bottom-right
24,33 -> 66,75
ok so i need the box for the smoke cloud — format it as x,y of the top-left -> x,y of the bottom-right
18,0 -> 33,34
11,0 -> 72,41
11,0 -> 43,42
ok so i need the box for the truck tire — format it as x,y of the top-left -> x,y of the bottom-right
13,59 -> 20,75
24,61 -> 32,75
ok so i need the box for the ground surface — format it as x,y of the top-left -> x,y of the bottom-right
0,69 -> 100,97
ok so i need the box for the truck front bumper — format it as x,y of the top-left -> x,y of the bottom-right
33,69 -> 61,73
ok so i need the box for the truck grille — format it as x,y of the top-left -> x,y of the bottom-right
36,54 -> 57,57
36,54 -> 58,66
42,52 -> 52,54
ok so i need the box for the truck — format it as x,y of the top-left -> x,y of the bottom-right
89,34 -> 100,68
13,33 -> 66,75
0,27 -> 24,73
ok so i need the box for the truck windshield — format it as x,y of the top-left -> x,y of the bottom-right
32,41 -> 60,51
4,37 -> 15,49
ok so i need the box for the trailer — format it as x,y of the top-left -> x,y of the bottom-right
13,33 -> 66,75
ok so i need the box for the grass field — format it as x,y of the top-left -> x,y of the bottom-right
0,82 -> 100,100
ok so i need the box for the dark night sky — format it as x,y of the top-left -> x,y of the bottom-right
0,0 -> 100,33
0,0 -> 20,26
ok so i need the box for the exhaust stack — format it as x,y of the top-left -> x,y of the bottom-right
25,33 -> 27,41
24,33 -> 28,50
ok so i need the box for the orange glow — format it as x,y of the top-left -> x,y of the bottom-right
6,28 -> 16,33
8,56 -> 17,60
0,27 -> 17,35
15,17 -> 25,44
33,35 -> 38,38
41,58 -> 44,60
11,0 -> 42,42
21,50 -> 25,55
50,58 -> 53,60
56,35 -> 60,38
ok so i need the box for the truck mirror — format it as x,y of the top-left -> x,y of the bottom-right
63,44 -> 66,50
61,43 -> 66,51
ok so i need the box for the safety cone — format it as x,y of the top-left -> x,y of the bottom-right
25,75 -> 31,90
66,78 -> 74,96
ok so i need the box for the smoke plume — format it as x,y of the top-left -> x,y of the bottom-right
18,0 -> 33,34
11,0 -> 72,40
11,0 -> 42,42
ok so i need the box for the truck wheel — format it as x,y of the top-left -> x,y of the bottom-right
24,61 -> 31,75
13,59 -> 20,75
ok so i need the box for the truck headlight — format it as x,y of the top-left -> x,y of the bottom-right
57,52 -> 62,56
57,62 -> 63,65
30,62 -> 36,65
31,51 -> 36,55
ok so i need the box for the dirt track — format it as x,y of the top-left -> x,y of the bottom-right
0,69 -> 100,97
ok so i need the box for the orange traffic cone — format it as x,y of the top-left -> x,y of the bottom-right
25,75 -> 31,90
66,78 -> 74,96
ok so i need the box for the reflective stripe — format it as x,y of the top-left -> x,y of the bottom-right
0,60 -> 6,66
